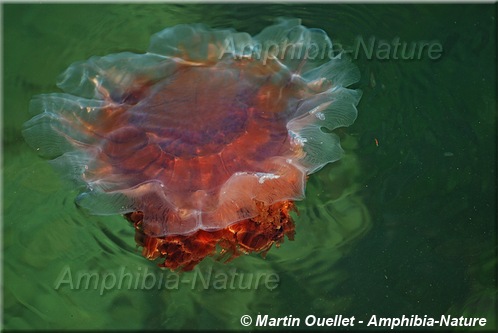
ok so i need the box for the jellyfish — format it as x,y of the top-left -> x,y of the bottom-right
22,18 -> 361,271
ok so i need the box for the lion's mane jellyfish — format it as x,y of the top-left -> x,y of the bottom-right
23,19 -> 361,270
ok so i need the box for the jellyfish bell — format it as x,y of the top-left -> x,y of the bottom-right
22,18 -> 361,271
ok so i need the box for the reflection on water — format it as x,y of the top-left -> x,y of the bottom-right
3,3 -> 496,330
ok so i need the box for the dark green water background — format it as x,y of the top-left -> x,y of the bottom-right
2,3 -> 496,331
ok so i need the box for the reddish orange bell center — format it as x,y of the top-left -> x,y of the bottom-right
94,63 -> 296,194
86,63 -> 303,230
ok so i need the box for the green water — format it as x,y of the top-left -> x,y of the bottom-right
2,4 -> 496,331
